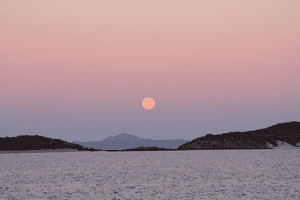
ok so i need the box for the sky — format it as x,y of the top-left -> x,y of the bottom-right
0,0 -> 299,142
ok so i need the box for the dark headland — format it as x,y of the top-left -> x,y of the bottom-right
177,121 -> 300,150
0,135 -> 100,153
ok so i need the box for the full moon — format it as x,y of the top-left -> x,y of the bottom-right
142,97 -> 155,110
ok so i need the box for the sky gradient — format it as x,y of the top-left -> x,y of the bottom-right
1,0 -> 300,142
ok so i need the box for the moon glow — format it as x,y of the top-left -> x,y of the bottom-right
142,97 -> 155,110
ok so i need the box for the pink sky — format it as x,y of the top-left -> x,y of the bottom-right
0,0 -> 299,142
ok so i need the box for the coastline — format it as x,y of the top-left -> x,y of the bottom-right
0,149 -> 87,154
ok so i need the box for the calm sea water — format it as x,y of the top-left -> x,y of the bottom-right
0,149 -> 299,199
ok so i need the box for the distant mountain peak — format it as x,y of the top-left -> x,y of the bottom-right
103,133 -> 141,142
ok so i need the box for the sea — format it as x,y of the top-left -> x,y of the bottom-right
0,149 -> 299,199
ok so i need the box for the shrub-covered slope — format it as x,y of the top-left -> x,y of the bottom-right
0,135 -> 101,151
177,121 -> 300,150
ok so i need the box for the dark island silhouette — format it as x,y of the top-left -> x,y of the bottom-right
127,146 -> 174,151
106,146 -> 175,152
0,135 -> 101,153
177,121 -> 300,150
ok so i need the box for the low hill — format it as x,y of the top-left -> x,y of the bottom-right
177,121 -> 300,150
123,146 -> 174,151
0,135 -> 101,152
